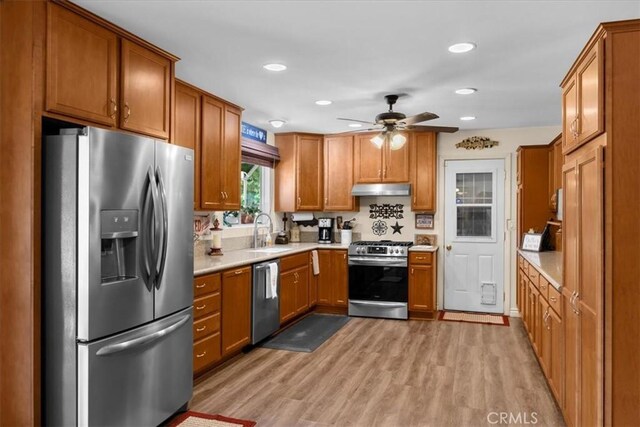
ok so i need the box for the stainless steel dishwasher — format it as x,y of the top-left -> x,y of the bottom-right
251,259 -> 280,344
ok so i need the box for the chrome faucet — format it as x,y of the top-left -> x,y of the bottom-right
253,213 -> 273,248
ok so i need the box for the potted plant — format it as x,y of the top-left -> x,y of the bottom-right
240,204 -> 261,224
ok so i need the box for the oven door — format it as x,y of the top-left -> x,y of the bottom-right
348,256 -> 408,303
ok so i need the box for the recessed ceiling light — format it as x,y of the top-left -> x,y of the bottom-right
460,116 -> 476,121
315,100 -> 332,106
455,88 -> 477,95
448,42 -> 476,53
348,123 -> 362,128
263,63 -> 287,72
269,120 -> 286,128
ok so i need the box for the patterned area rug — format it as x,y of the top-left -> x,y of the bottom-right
168,411 -> 256,427
438,311 -> 510,326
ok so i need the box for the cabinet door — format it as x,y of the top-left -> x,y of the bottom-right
548,308 -> 564,404
317,250 -> 332,305
528,283 -> 538,350
383,133 -> 410,182
296,135 -> 323,211
563,287 -> 579,427
409,264 -> 434,311
324,136 -> 356,211
411,132 -> 437,211
174,82 -> 201,209
221,267 -> 251,356
222,104 -> 242,210
46,4 -> 118,126
295,266 -> 309,315
308,254 -> 318,307
332,251 -> 348,307
577,40 -> 604,147
120,39 -> 171,139
200,96 -> 224,210
540,300 -> 551,376
354,134 -> 383,183
279,270 -> 297,324
562,76 -> 579,153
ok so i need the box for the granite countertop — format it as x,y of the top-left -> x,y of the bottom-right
194,243 -> 349,276
408,245 -> 439,252
517,249 -> 563,291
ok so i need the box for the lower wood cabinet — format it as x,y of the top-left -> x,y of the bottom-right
221,266 -> 252,356
279,253 -> 311,324
192,272 -> 222,375
408,251 -> 437,317
317,250 -> 348,308
308,252 -> 318,307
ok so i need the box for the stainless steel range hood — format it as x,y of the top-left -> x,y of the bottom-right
351,183 -> 411,197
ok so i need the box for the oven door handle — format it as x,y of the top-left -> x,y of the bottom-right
348,257 -> 407,267
349,300 -> 407,308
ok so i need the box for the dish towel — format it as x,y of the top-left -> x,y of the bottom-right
266,262 -> 278,299
311,250 -> 320,276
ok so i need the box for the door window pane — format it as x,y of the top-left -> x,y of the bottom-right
457,206 -> 492,237
456,172 -> 493,204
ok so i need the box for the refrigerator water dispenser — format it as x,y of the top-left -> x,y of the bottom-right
100,210 -> 139,283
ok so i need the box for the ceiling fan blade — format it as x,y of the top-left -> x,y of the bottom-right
401,124 -> 459,133
398,112 -> 439,125
331,127 -> 382,135
337,117 -> 376,125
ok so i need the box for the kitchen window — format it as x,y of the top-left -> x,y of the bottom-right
223,162 -> 272,226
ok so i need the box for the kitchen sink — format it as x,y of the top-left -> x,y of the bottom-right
247,247 -> 293,254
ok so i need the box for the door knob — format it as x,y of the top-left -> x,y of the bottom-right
446,245 -> 452,251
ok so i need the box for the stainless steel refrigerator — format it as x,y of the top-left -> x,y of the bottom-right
43,127 -> 194,426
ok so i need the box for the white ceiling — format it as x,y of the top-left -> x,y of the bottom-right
76,1 -> 639,134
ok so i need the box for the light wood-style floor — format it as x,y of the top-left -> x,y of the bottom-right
191,317 -> 565,427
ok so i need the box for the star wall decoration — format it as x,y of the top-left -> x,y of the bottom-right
391,221 -> 404,235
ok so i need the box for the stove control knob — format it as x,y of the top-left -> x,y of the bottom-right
400,249 -> 405,254
394,248 -> 399,254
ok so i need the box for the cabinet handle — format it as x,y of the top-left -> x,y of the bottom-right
378,169 -> 381,178
324,198 -> 328,205
415,256 -> 427,260
234,270 -> 243,275
123,102 -> 131,122
109,99 -> 117,118
343,253 -> 346,260
224,191 -> 229,199
383,167 -> 387,178
549,296 -> 557,302
297,197 -> 302,206
411,268 -> 414,275
196,283 -> 207,289
196,326 -> 207,332
413,196 -> 416,204
196,351 -> 207,358
196,304 -> 206,310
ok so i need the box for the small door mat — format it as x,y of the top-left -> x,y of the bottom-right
168,411 -> 256,427
260,313 -> 350,352
438,311 -> 510,326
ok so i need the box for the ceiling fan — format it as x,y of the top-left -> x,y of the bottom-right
337,94 -> 458,150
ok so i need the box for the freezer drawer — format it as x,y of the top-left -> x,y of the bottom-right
78,308 -> 193,426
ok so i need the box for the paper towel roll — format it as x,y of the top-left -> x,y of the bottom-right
290,212 -> 314,222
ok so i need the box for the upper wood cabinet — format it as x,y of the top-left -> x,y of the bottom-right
561,39 -> 604,154
120,40 -> 171,139
324,136 -> 357,211
516,145 -> 552,245
410,132 -> 437,212
199,96 -> 242,211
173,81 -> 201,209
354,133 -> 410,183
221,266 -> 252,357
274,133 -> 323,212
547,135 -> 562,213
45,3 -> 175,139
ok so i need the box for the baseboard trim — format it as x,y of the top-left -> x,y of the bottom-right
509,308 -> 521,318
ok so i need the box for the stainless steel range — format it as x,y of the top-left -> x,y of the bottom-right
348,240 -> 413,320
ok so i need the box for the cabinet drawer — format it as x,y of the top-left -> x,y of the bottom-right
518,255 -> 525,271
548,285 -> 562,317
280,252 -> 309,272
193,293 -> 220,320
538,276 -> 550,301
194,273 -> 221,298
193,332 -> 220,373
193,313 -> 220,342
527,265 -> 540,288
410,252 -> 433,265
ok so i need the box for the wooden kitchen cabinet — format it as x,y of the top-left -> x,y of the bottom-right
279,270 -> 298,324
308,252 -> 318,307
354,132 -> 410,183
324,135 -> 357,211
548,134 -> 562,212
200,96 -> 242,210
561,39 -> 604,154
275,133 -> 323,211
408,251 -> 437,317
279,253 -> 311,324
516,146 -> 552,245
192,272 -> 222,375
173,81 -> 201,209
547,305 -> 564,404
221,266 -> 252,356
410,132 -> 437,212
317,250 -> 348,309
46,3 -> 175,139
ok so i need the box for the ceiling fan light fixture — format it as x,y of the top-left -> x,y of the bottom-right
348,123 -> 362,128
455,88 -> 477,95
263,63 -> 287,71
460,116 -> 476,121
269,119 -> 286,128
448,42 -> 477,53
389,132 -> 407,151
370,134 -> 385,149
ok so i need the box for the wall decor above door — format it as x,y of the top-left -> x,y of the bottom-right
455,136 -> 499,150
369,203 -> 404,219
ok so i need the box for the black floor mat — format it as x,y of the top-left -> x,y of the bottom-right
260,314 -> 350,353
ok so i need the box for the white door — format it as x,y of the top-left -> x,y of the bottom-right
444,159 -> 505,313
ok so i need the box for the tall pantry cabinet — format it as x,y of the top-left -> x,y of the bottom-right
559,20 -> 639,427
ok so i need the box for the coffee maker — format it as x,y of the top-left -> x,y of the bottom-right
318,218 -> 333,244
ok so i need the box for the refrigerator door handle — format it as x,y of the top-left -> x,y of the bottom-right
155,167 -> 169,289
95,313 -> 191,356
141,167 -> 158,286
